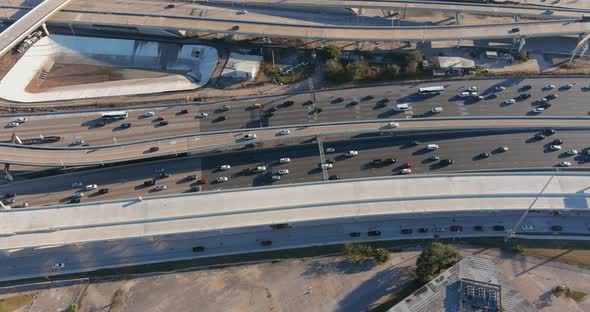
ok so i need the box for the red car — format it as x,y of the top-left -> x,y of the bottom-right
450,225 -> 463,232
166,4 -> 175,9
260,240 -> 273,246
157,116 -> 166,121
196,178 -> 208,185
402,162 -> 413,168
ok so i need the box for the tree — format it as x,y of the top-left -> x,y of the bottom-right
66,304 -> 79,312
404,60 -> 419,75
373,248 -> 391,263
516,49 -> 529,62
415,242 -> 462,285
344,60 -> 369,81
324,59 -> 345,82
319,45 -> 341,60
343,243 -> 373,264
381,64 -> 401,80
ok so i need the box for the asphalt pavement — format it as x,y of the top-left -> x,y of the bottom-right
3,129 -> 589,207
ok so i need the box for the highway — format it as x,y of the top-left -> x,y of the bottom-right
2,77 -> 590,147
0,172 -> 589,281
3,129 -> 590,207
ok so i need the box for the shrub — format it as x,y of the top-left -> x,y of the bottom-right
66,304 -> 79,312
415,242 -> 462,285
343,60 -> 369,81
380,64 -> 401,80
374,248 -> 391,263
319,45 -> 341,60
343,243 -> 373,264
324,59 -> 346,82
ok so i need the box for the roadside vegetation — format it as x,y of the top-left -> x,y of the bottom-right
257,47 -> 314,84
66,304 -> 79,312
343,243 -> 391,264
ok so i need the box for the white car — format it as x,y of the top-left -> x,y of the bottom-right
143,111 -> 155,117
468,86 -> 478,92
220,164 -> 231,170
7,122 -> 18,127
427,144 -> 439,150
550,145 -> 562,150
321,163 -> 333,169
459,91 -> 471,98
345,150 -> 359,157
155,185 -> 167,191
431,107 -> 443,113
216,177 -> 228,183
495,86 -> 506,91
244,133 -> 257,140
504,99 -> 515,104
239,9 -> 248,14
560,161 -> 571,167
533,107 -> 545,113
73,139 -> 84,145
544,84 -> 555,90
73,191 -> 84,198
52,263 -> 65,269
72,182 -> 83,188
325,147 -> 335,153
196,112 -> 208,118
279,157 -> 291,164
254,166 -> 267,172
388,121 -> 399,128
85,184 -> 97,191
401,168 -> 412,174
278,169 -> 289,175
498,146 -> 509,152
394,103 -> 411,111
15,117 -> 28,123
566,149 -> 578,155
563,84 -> 574,89
271,175 -> 281,181
279,129 -> 291,135
521,225 -> 533,230
433,226 -> 446,232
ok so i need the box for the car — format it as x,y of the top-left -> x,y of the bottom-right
98,188 -> 109,194
326,159 -> 336,164
121,122 -> 131,128
179,109 -> 189,114
73,139 -> 84,145
388,121 -> 399,128
562,84 -> 574,89
15,202 -> 28,208
497,146 -> 509,152
559,161 -> 572,167
144,180 -> 156,186
418,228 -> 429,233
401,229 -> 413,234
458,91 -> 471,98
271,175 -> 281,181
220,164 -> 231,171
325,147 -> 335,153
244,133 -> 257,140
410,140 -> 420,146
144,112 -> 155,117
216,177 -> 228,183
583,85 -> 590,91
493,225 -> 505,231
279,158 -> 291,164
149,146 -> 159,152
520,85 -> 532,91
566,149 -> 578,156
15,117 -> 27,123
345,150 -> 359,157
73,191 -> 84,198
518,93 -> 531,100
384,158 -> 396,164
279,129 -> 291,135
402,162 -> 413,168
329,175 -> 341,180
166,4 -> 175,9
159,120 -> 169,126
52,262 -> 65,269
546,94 -> 558,100
510,27 -> 520,33
544,84 -> 556,90
450,225 -> 463,232
321,163 -> 333,170
533,107 -> 545,113
503,99 -> 515,105
278,169 -> 289,175
196,112 -> 208,118
367,230 -> 381,236
190,185 -> 201,192
467,86 -> 478,92
231,25 -> 240,31
254,166 -> 267,172
239,9 -> 248,14
401,168 -> 412,174
349,232 -> 361,237
1,197 -> 14,204
473,225 -> 483,231
427,144 -> 439,150
551,225 -> 563,231
157,116 -> 166,121
552,139 -> 564,145
220,105 -> 231,111
192,246 -> 205,252
282,101 -> 294,107
215,116 -> 227,122
159,172 -> 170,179
70,198 -> 81,204
550,145 -> 562,151
251,103 -> 262,109
535,133 -> 546,140
260,240 -> 273,246
537,97 -> 548,103
186,175 -> 198,181
196,178 -> 208,184
85,184 -> 97,191
394,103 -> 411,111
433,226 -> 446,232
479,152 -> 490,158
440,159 -> 454,166
431,107 -> 443,113
72,182 -> 83,188
155,185 -> 167,191
521,225 -> 533,230
544,128 -> 556,135
495,86 -> 506,91
349,100 -> 359,106
372,159 -> 383,164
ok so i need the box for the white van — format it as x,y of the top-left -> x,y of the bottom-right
320,163 -> 333,169
394,103 -> 411,111
427,144 -> 439,150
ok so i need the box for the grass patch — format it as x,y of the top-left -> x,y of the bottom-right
369,280 -> 421,312
0,294 -> 34,312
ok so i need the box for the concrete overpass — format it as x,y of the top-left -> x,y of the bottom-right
0,0 -> 73,57
2,117 -> 590,167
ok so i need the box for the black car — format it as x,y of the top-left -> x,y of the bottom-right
70,198 -> 81,204
350,100 -> 359,106
190,185 -> 201,192
544,128 -> 556,135
418,228 -> 429,233
493,225 -> 505,231
179,109 -> 189,114
519,85 -> 532,91
479,152 -> 490,158
546,94 -> 558,100
401,229 -> 413,234
535,133 -> 546,140
473,225 -> 483,231
349,232 -> 361,237
486,94 -> 498,100
283,100 -> 294,106
231,25 -> 239,31
121,122 -> 131,129
384,158 -> 396,164
187,175 -> 198,181
367,230 -> 381,236
331,97 -> 344,104
410,140 -> 420,146
159,120 -> 169,126
361,95 -> 375,101
326,159 -> 336,164
216,116 -> 227,122
4,192 -> 15,198
329,175 -> 341,180
551,225 -> 563,231
518,93 -> 531,100
440,159 -> 454,166
539,102 -> 552,109
552,139 -> 564,145
372,159 -> 383,164
511,27 -> 520,33
2,198 -> 14,204
192,246 -> 205,252
149,146 -> 159,152
144,180 -> 156,186
98,188 -> 109,194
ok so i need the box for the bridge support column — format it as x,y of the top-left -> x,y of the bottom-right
41,22 -> 49,36
456,38 -> 463,48
569,33 -> 590,63
514,15 -> 520,22
518,36 -> 526,52
455,12 -> 461,25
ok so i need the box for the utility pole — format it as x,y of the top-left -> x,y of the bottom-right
316,136 -> 328,181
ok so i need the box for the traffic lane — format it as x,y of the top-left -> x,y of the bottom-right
4,129 -> 590,207
1,77 -> 589,145
2,210 -> 587,281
